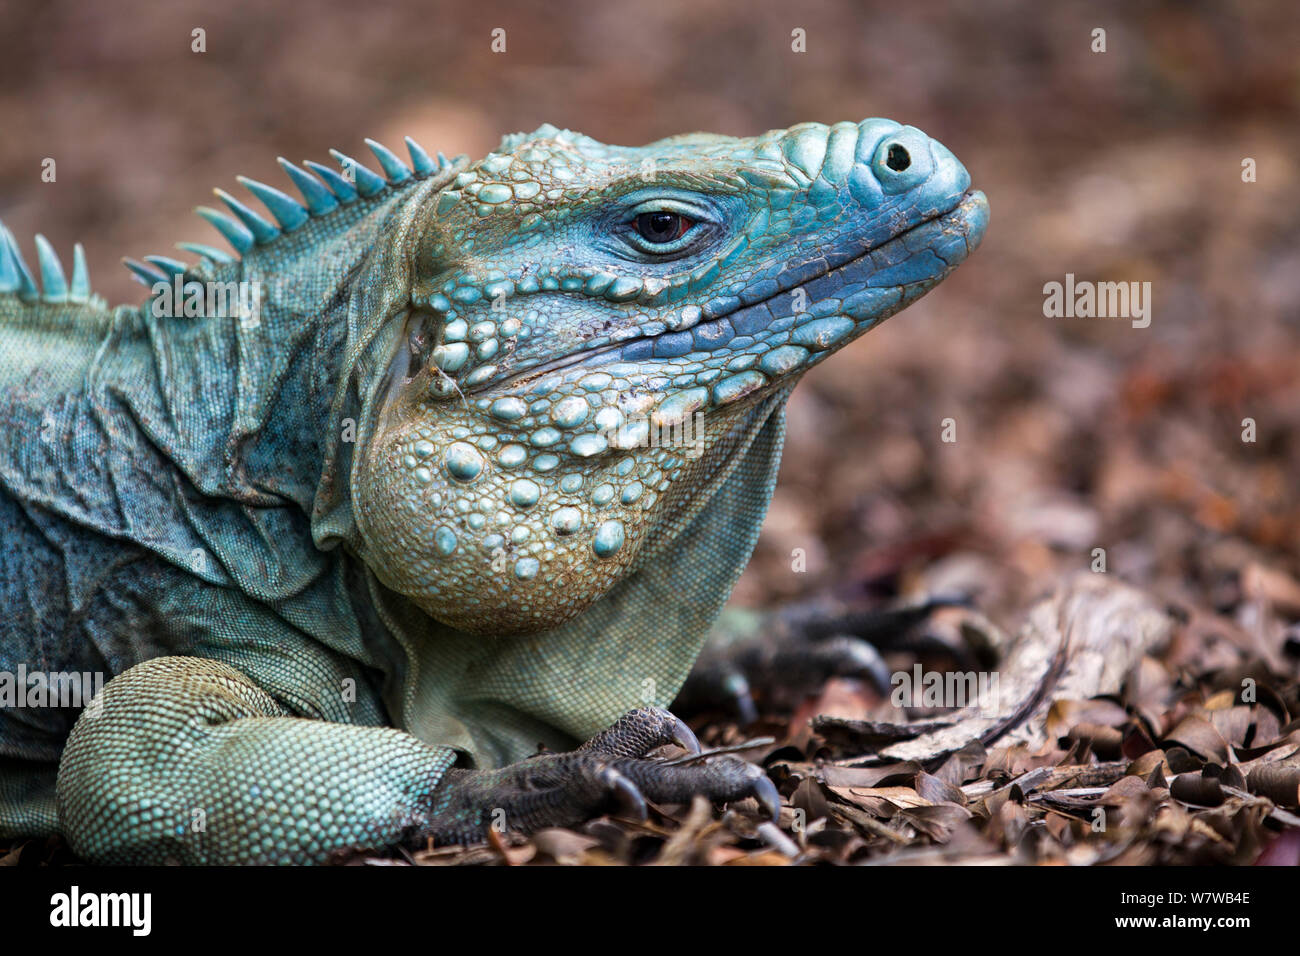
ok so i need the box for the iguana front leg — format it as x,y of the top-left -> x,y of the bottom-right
57,656 -> 462,864
57,658 -> 774,863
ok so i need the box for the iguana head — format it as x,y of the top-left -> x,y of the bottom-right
355,118 -> 987,635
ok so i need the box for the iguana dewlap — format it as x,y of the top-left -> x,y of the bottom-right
0,119 -> 987,862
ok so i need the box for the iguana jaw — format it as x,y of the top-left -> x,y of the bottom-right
490,187 -> 989,402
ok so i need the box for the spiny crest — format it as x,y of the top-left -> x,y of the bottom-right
0,220 -> 101,308
124,136 -> 457,289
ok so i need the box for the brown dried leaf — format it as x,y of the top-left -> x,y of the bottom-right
868,576 -> 1173,764
1164,716 -> 1230,764
1247,764 -> 1300,808
529,829 -> 600,865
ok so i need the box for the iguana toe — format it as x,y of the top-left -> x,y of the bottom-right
607,753 -> 778,824
578,705 -> 701,758
424,710 -> 777,844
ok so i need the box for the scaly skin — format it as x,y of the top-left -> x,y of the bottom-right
0,119 -> 987,863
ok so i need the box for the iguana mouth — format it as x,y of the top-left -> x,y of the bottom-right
484,188 -> 987,395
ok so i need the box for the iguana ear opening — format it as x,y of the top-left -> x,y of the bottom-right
374,308 -> 448,412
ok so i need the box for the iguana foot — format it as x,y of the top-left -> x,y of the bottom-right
423,707 -> 779,845
676,595 -> 973,723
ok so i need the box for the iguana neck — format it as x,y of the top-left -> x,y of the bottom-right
109,180 -> 439,527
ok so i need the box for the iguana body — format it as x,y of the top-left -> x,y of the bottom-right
0,118 -> 987,863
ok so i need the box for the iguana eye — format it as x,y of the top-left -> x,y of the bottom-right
635,211 -> 693,244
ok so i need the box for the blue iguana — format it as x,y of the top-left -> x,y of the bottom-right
0,118 -> 987,863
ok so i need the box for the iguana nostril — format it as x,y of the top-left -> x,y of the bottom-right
885,143 -> 911,171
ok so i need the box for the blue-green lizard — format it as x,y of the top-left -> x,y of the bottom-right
0,118 -> 987,863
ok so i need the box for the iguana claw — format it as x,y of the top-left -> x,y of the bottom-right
599,766 -> 648,822
669,714 -> 702,755
751,774 -> 781,824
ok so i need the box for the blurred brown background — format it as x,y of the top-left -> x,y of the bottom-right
2,0 -> 1297,631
